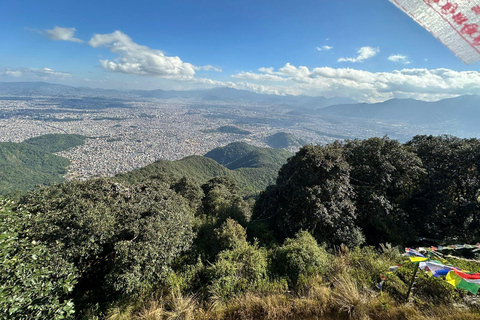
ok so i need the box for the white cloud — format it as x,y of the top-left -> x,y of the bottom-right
45,26 -> 83,43
29,67 -> 71,78
388,54 -> 411,64
89,30 -> 198,79
230,63 -> 480,102
2,67 -> 70,79
317,45 -> 333,51
4,70 -> 22,77
232,71 -> 287,81
338,46 -> 379,63
195,65 -> 222,72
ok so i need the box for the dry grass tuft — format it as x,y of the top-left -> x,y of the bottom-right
163,290 -> 197,320
135,300 -> 164,320
332,272 -> 370,320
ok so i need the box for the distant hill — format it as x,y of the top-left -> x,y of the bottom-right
23,134 -> 87,153
216,126 -> 251,135
265,132 -> 307,149
118,142 -> 292,195
134,87 -> 357,108
0,142 -> 70,195
204,142 -> 258,167
0,81 -> 123,98
226,148 -> 292,170
315,95 -> 480,133
203,126 -> 252,135
0,82 -> 357,108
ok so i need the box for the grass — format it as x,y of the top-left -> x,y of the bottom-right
104,246 -> 480,320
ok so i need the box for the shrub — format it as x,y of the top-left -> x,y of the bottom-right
207,237 -> 268,303
0,199 -> 77,319
271,231 -> 332,288
18,178 -> 195,312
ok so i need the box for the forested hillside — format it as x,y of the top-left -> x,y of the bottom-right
0,142 -> 70,195
23,133 -> 87,153
2,135 -> 480,319
118,142 -> 292,195
0,134 -> 87,195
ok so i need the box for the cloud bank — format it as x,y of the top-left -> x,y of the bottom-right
231,64 -> 480,102
2,67 -> 70,79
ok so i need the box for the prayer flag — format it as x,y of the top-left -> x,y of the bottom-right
389,0 -> 480,64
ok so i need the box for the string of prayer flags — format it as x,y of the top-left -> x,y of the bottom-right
419,260 -> 455,278
446,271 -> 480,295
404,248 -> 428,262
404,248 -> 480,295
389,0 -> 480,64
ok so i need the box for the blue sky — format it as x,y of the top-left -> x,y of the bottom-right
2,0 -> 480,102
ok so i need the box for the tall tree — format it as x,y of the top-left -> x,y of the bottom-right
18,178 -> 194,312
407,135 -> 480,241
253,143 -> 363,247
344,137 -> 425,245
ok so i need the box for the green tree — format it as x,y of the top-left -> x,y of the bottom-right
344,137 -> 424,245
253,143 -> 363,247
18,178 -> 194,313
0,199 -> 77,319
407,135 -> 480,241
201,176 -> 251,224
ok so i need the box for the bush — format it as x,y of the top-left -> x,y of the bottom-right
271,231 -> 332,288
207,224 -> 268,303
18,178 -> 195,312
0,199 -> 77,319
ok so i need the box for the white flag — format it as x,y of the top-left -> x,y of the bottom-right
389,0 -> 480,64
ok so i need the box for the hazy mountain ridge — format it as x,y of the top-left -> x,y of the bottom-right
315,95 -> 480,132
0,82 -> 356,108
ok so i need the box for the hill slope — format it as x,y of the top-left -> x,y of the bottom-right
0,142 -> 70,195
265,132 -> 307,149
204,142 -> 258,167
119,142 -> 292,195
23,134 -> 87,153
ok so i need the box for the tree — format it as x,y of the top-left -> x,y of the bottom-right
0,199 -> 77,319
344,137 -> 425,245
253,143 -> 363,247
18,178 -> 194,312
407,135 -> 480,241
201,176 -> 251,224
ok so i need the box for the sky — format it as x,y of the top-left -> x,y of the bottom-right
2,0 -> 480,102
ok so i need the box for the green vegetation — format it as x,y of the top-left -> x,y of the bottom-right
0,142 -> 70,195
265,131 -> 306,148
23,133 -> 87,153
0,134 -> 87,195
204,142 -> 257,167
2,135 -> 480,319
0,200 -> 77,319
203,126 -> 252,135
118,142 -> 292,195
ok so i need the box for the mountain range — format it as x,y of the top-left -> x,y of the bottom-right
314,95 -> 480,134
0,82 -> 355,108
